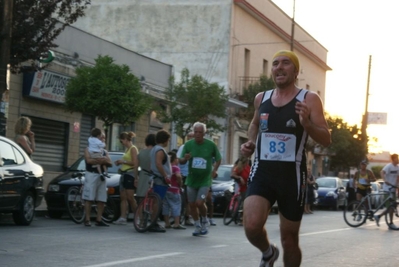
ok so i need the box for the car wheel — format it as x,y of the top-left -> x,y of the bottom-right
47,210 -> 64,219
13,191 -> 35,225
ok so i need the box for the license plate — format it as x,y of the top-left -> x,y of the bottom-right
68,195 -> 81,202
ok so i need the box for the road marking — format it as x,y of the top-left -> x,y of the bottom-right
211,245 -> 229,248
83,252 -> 184,267
300,221 -> 380,237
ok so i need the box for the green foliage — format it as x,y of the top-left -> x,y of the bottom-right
159,68 -> 229,140
327,116 -> 368,173
240,75 -> 275,118
371,165 -> 383,179
5,0 -> 91,72
65,55 -> 151,127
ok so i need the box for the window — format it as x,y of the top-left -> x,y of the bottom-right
263,59 -> 268,76
0,140 -> 23,166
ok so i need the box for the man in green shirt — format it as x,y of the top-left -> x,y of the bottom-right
179,122 -> 221,236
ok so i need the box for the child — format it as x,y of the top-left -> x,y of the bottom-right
88,128 -> 110,181
163,151 -> 186,229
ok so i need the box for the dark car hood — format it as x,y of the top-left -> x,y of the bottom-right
49,171 -> 120,187
212,181 -> 234,192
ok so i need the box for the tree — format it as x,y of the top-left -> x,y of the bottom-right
239,75 -> 275,119
159,68 -> 229,141
371,165 -> 383,179
327,116 -> 368,174
0,0 -> 91,97
65,55 -> 152,131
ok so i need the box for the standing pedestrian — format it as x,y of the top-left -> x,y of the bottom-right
179,122 -> 222,236
82,128 -> 113,227
241,50 -> 331,266
136,133 -> 156,203
346,174 -> 356,204
374,154 -> 399,226
177,132 -> 195,226
148,129 -> 172,233
304,168 -> 316,214
14,116 -> 35,158
114,131 -> 139,225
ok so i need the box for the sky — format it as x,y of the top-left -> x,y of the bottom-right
271,0 -> 398,154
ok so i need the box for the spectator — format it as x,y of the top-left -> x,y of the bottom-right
114,131 -> 139,225
136,133 -> 156,203
82,129 -> 113,227
163,151 -> 186,229
14,116 -> 35,158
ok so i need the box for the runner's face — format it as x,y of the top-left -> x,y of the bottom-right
271,56 -> 298,88
193,127 -> 205,143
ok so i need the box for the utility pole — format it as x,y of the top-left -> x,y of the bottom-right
290,0 -> 296,51
0,0 -> 13,136
361,55 -> 372,142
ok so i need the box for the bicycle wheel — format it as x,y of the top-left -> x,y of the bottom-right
133,192 -> 162,233
65,186 -> 85,224
101,197 -> 119,223
223,197 -> 238,226
385,205 -> 399,230
343,200 -> 367,227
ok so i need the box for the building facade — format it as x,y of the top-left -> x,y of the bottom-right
4,24 -> 172,187
72,0 -> 331,169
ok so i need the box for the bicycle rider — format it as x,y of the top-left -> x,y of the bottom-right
374,153 -> 399,226
354,160 -> 376,219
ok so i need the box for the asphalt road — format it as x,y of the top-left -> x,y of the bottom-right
1,210 -> 398,267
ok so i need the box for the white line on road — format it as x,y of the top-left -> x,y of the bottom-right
211,245 -> 229,248
83,252 -> 184,267
300,221 -> 378,237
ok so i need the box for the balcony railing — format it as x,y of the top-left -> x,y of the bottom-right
231,76 -> 261,99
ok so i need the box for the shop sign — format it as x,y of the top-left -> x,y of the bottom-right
23,70 -> 71,104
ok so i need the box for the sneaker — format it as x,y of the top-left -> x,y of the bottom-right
185,220 -> 194,226
173,224 -> 186,230
259,244 -> 280,267
374,215 -> 380,227
200,220 -> 209,235
192,224 -> 202,236
113,217 -> 127,225
95,220 -> 110,227
209,219 -> 216,226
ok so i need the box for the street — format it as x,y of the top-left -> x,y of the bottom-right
0,210 -> 398,267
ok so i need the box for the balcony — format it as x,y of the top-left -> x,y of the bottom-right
230,76 -> 261,99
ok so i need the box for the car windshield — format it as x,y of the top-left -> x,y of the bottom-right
214,165 -> 233,182
69,154 -> 121,173
317,178 -> 337,188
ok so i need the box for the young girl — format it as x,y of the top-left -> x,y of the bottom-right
163,151 -> 186,229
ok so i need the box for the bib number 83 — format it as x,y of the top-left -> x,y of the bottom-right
269,141 -> 285,153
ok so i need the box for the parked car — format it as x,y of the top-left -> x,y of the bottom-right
211,165 -> 234,214
44,152 -> 123,219
0,136 -> 44,225
315,177 -> 346,210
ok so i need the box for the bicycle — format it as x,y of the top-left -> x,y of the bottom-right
343,185 -> 399,230
65,172 -> 118,224
133,179 -> 163,232
223,183 -> 243,225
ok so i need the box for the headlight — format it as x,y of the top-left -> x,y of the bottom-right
326,191 -> 337,198
47,184 -> 60,192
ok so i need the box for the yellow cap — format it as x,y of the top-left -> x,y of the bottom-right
272,50 -> 300,71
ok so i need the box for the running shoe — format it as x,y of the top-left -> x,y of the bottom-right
200,220 -> 209,235
192,224 -> 202,236
259,244 -> 279,267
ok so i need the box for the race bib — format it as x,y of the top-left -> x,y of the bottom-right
260,133 -> 296,162
192,157 -> 207,169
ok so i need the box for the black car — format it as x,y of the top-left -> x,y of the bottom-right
44,152 -> 123,219
0,136 -> 44,225
212,165 -> 235,214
